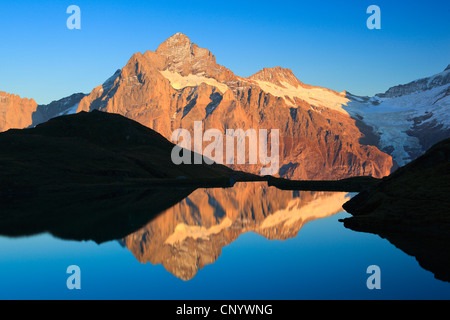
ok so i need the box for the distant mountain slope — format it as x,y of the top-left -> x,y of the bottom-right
0,91 -> 86,132
31,93 -> 86,127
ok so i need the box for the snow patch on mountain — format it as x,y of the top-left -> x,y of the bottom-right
252,79 -> 350,114
56,103 -> 79,116
160,70 -> 230,94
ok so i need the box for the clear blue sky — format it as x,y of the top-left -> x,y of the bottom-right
1,0 -> 449,104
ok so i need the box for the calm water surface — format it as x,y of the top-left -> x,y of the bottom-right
0,182 -> 448,299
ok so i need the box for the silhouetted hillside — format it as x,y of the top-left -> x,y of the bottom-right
0,110 -> 241,194
342,138 -> 450,282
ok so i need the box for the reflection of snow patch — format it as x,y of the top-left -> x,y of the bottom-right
257,192 -> 350,230
164,217 -> 232,245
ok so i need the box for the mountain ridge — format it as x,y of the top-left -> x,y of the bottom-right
71,33 -> 394,180
1,33 -> 448,180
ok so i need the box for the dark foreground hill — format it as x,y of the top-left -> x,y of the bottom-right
0,110 -> 376,243
341,138 -> 450,282
0,110 -> 248,195
0,110 -> 253,242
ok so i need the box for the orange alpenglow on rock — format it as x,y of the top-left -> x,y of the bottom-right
0,33 -> 396,180
0,91 -> 37,132
74,33 -> 393,180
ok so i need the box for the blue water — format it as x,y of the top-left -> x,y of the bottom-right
0,208 -> 448,300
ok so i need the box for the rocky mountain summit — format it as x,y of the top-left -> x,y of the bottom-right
71,33 -> 393,180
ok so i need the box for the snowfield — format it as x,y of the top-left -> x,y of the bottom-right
57,103 -> 79,117
344,68 -> 450,166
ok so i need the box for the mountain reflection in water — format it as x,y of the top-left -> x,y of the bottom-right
1,180 -> 448,286
121,182 -> 351,280
0,181 -> 351,281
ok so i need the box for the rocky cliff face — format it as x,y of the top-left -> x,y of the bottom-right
0,92 -> 37,132
75,33 -> 393,180
122,182 -> 351,280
